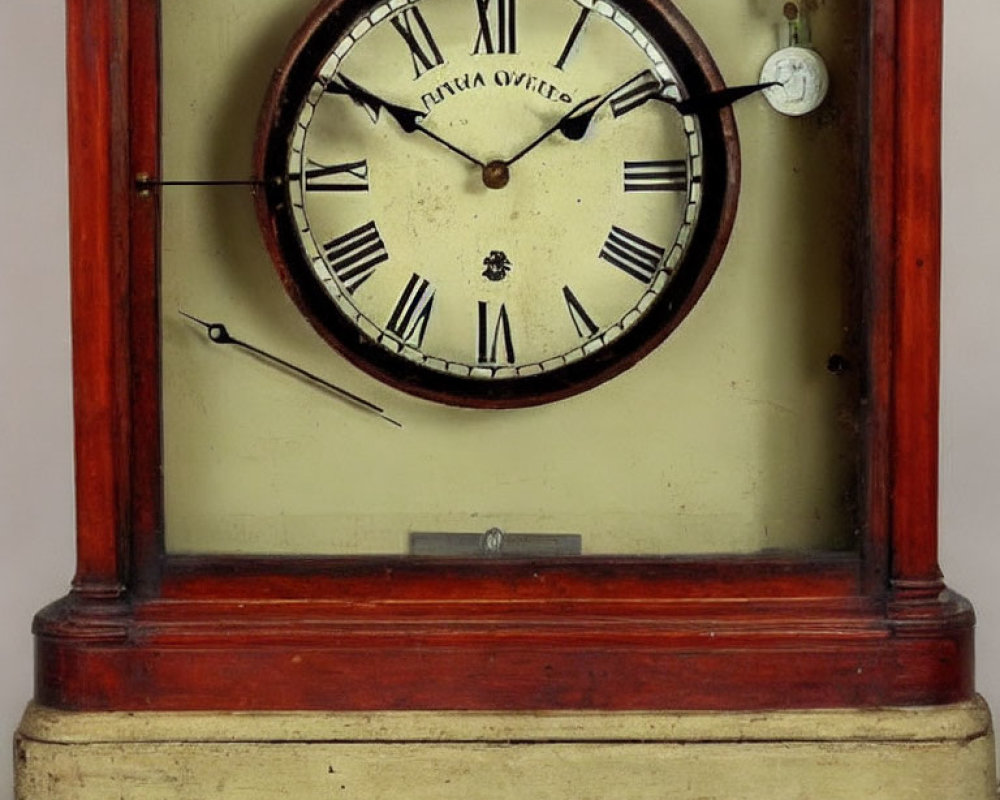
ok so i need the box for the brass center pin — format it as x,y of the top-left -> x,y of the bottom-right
482,160 -> 510,190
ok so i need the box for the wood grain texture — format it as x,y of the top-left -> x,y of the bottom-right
889,0 -> 945,592
126,0 -> 165,595
34,582 -> 973,711
65,0 -> 131,601
38,0 -> 972,713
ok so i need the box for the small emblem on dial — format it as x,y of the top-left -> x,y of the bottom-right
482,250 -> 512,282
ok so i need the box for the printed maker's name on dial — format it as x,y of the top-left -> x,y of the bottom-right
420,70 -> 574,111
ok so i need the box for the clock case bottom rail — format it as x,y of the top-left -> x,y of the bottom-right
32,567 -> 975,712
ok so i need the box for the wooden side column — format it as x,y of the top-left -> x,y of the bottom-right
889,0 -> 945,601
65,0 -> 133,601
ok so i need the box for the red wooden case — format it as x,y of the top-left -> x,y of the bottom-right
34,0 -> 971,712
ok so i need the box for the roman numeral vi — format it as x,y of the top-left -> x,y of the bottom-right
477,301 -> 515,364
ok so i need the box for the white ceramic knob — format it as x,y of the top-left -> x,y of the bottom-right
760,46 -> 830,117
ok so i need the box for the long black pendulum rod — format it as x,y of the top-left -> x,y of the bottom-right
179,312 -> 403,429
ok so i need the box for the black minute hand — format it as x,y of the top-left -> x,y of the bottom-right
180,311 -> 402,429
559,75 -> 779,142
327,75 -> 485,168
504,94 -> 601,167
668,81 -> 779,116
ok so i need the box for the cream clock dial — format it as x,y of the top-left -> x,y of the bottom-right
256,0 -> 739,407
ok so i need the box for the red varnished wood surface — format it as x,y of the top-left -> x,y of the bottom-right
127,0 -> 165,593
889,0 -> 945,594
65,0 -> 131,601
35,559 -> 974,711
37,0 -> 973,712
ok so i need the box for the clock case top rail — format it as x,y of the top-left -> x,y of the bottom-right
40,0 -> 967,712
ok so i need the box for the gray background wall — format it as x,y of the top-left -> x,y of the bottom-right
1,2 -> 997,797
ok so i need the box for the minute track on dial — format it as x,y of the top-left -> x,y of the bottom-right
255,0 -> 741,407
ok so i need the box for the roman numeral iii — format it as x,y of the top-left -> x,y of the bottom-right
390,8 -> 445,79
386,273 -> 436,348
322,220 -> 389,294
623,160 -> 687,193
600,226 -> 666,284
477,301 -> 515,364
473,0 -> 517,54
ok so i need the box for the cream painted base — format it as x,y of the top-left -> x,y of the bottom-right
15,700 -> 998,800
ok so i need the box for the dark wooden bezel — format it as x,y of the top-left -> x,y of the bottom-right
36,0 -> 972,713
253,0 -> 741,409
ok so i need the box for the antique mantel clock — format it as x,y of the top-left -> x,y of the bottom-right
16,0 -> 997,798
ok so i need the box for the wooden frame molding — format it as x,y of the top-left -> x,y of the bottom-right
34,0 -> 972,713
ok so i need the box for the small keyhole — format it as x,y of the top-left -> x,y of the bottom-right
827,354 -> 850,375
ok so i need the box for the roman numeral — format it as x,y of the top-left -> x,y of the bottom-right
562,286 -> 599,338
322,220 -> 388,294
390,8 -> 445,79
599,226 -> 666,284
623,160 -> 687,193
477,301 -> 515,364
554,7 -> 590,70
473,0 -> 516,54
300,159 -> 369,192
609,71 -> 663,118
386,273 -> 435,348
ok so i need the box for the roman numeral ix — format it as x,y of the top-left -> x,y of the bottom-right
390,7 -> 445,79
623,160 -> 687,193
600,226 -> 666,284
322,220 -> 388,294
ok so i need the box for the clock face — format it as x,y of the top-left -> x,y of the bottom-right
256,0 -> 738,406
159,0 -> 864,558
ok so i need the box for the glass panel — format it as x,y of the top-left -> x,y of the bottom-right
159,0 -> 865,557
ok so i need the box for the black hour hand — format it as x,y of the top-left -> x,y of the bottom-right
326,74 -> 485,168
326,74 -> 425,132
558,71 -> 664,141
561,73 -> 780,144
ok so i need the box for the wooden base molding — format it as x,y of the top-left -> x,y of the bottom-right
32,578 -> 975,711
15,700 -> 998,799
